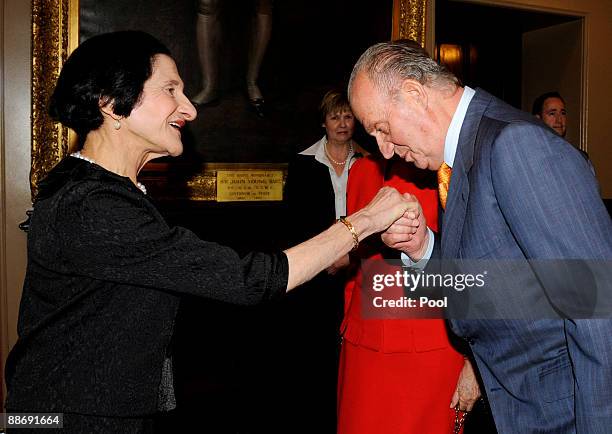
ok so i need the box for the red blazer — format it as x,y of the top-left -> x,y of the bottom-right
338,155 -> 465,434
341,155 -> 453,353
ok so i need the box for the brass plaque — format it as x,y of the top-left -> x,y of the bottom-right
217,170 -> 284,202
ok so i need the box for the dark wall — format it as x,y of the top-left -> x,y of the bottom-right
80,0 -> 390,163
435,0 -> 576,109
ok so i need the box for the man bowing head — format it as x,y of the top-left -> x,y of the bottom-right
348,40 -> 612,434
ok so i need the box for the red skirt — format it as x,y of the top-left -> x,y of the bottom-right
337,339 -> 465,434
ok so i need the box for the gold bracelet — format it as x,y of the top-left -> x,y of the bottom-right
338,216 -> 359,251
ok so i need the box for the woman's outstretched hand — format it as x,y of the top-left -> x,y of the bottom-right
284,187 -> 418,292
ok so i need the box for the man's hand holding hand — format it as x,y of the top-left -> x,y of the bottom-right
381,193 -> 430,261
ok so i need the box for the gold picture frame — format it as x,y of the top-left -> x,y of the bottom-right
30,0 -> 427,201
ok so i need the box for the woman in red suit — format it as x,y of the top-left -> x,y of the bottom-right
337,156 -> 480,433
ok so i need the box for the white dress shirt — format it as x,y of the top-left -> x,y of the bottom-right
299,136 -> 359,219
402,86 -> 476,267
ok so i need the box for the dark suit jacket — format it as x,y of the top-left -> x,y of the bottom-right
278,152 -> 355,429
439,89 -> 612,433
285,154 -> 337,245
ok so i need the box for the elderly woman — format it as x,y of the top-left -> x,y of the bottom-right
5,31 -> 414,432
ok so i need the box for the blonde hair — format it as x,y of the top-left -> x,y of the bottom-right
319,90 -> 352,123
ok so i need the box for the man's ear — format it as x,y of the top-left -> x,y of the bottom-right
398,79 -> 427,108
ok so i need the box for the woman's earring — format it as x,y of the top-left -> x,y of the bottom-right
113,119 -> 121,130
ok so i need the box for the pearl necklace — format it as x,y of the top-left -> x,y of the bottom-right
70,151 -> 147,195
324,141 -> 353,166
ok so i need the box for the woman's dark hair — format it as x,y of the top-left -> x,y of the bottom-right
49,31 -> 171,140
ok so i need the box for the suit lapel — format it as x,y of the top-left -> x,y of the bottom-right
441,158 -> 469,258
441,89 -> 493,258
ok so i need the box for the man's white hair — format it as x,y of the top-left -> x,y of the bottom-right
348,40 -> 459,102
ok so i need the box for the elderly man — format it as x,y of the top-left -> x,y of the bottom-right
348,40 -> 612,433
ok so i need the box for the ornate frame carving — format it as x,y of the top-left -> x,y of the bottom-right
393,0 -> 428,44
31,0 -> 79,200
30,0 -> 427,201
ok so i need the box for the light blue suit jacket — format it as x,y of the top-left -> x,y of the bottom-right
440,89 -> 612,433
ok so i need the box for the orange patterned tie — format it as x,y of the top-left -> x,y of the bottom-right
437,162 -> 452,210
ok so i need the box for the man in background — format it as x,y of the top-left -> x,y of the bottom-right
532,91 -> 567,137
533,91 -> 595,174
